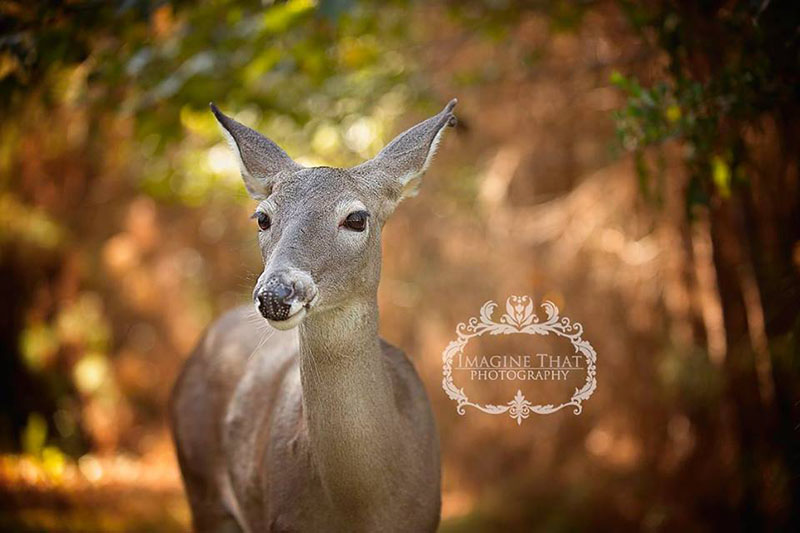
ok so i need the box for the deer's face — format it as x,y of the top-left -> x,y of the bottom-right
211,100 -> 456,330
250,167 -> 383,329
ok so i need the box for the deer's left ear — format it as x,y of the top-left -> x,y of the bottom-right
352,99 -> 457,212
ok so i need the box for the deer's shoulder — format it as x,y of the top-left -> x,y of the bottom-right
379,339 -> 434,419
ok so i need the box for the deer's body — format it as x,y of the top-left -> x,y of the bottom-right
171,305 -> 440,532
170,100 -> 457,532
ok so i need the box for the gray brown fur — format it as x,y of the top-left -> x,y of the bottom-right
170,100 -> 457,532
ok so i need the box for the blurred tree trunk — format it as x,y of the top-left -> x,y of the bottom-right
708,116 -> 800,530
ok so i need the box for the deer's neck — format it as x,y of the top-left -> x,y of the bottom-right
298,299 -> 402,511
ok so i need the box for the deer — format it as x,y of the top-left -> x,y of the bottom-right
169,98 -> 457,532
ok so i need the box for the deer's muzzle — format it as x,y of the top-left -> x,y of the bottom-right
255,270 -> 317,330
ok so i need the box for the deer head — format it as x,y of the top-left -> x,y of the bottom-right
211,100 -> 457,330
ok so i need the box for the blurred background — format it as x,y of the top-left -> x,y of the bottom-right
1,0 -> 798,531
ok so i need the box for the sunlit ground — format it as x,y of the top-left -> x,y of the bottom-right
1,441 -> 480,531
0,434 -> 188,532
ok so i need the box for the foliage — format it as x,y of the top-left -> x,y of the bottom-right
613,0 -> 800,210
2,0 -> 424,202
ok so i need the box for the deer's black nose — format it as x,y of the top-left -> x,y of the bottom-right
257,275 -> 295,321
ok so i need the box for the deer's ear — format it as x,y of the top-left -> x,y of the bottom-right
210,103 -> 301,199
352,99 -> 457,211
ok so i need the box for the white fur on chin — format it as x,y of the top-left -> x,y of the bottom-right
267,307 -> 307,331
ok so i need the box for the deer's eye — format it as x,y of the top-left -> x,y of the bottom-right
342,210 -> 369,232
253,211 -> 271,231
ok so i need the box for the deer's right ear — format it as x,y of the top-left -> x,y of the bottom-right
210,103 -> 301,199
